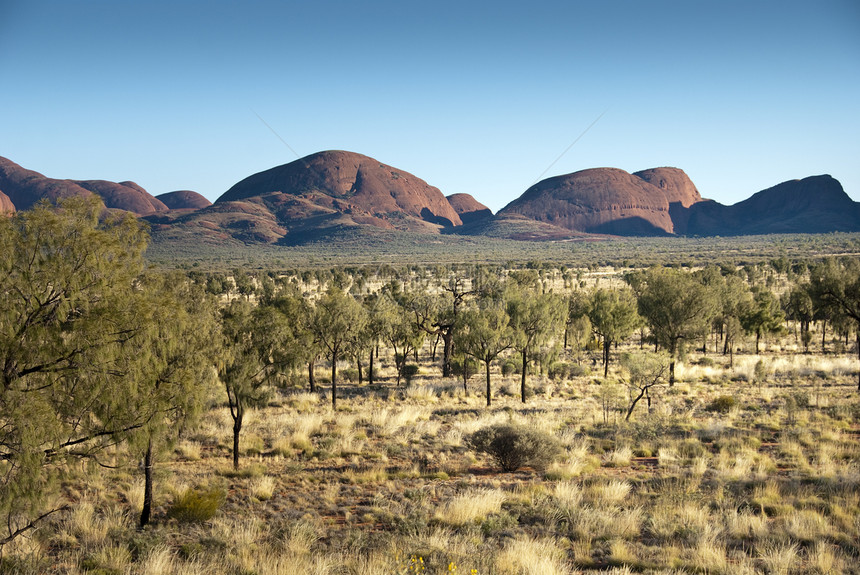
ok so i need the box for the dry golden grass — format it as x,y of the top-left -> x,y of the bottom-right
3,325 -> 859,575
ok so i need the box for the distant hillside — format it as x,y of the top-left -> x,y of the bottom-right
0,190 -> 14,213
446,193 -> 493,224
683,175 -> 860,235
498,167 -> 691,236
152,151 -> 466,244
0,156 -> 168,216
156,190 -> 212,211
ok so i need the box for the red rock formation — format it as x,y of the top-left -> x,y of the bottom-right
156,190 -> 212,211
0,190 -> 14,214
446,193 -> 493,224
218,151 -> 462,230
499,168 -> 676,235
0,156 -> 167,216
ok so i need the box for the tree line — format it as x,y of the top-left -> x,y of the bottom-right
2,198 -> 859,546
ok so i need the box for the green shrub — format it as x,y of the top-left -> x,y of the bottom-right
402,364 -> 420,385
468,423 -> 563,472
168,487 -> 225,523
501,359 -> 520,376
548,362 -> 570,381
707,395 -> 736,413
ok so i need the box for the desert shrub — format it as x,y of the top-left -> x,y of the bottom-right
167,487 -> 225,523
402,364 -> 420,385
451,356 -> 479,380
469,423 -> 564,472
341,368 -> 360,383
548,362 -> 571,381
695,356 -> 716,367
501,358 -> 520,376
707,395 -> 737,413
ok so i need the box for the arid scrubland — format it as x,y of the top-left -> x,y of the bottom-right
3,338 -> 858,575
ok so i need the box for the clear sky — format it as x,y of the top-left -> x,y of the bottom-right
1,0 -> 858,212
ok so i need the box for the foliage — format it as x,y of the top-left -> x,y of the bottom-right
633,266 -> 719,384
167,487 -> 225,523
469,423 -> 564,472
459,297 -> 513,407
707,395 -> 737,413
0,197 -> 150,545
588,288 -> 641,377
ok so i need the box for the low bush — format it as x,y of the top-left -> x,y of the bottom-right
707,395 -> 737,413
168,487 -> 225,523
469,423 -> 564,472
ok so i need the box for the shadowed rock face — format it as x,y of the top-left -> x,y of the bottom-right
0,190 -> 14,213
156,190 -> 212,210
218,150 -> 462,230
0,156 -> 167,216
683,175 -> 860,235
499,167 -> 677,235
446,193 -> 493,224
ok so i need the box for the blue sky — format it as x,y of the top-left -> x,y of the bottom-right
1,0 -> 858,212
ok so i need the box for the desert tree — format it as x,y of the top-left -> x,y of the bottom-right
635,267 -> 719,385
784,284 -> 815,352
219,299 -> 290,469
0,197 -> 151,545
506,285 -> 566,402
588,288 -> 641,378
130,272 -> 220,527
309,287 -> 368,409
460,296 -> 513,407
620,352 -> 669,421
740,286 -> 785,354
809,258 -> 860,389
411,277 -> 473,377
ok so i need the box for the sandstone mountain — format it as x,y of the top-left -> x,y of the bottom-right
218,150 -> 462,228
155,190 -> 212,211
498,167 -> 691,236
683,175 -> 860,235
446,193 -> 493,224
0,156 -> 168,216
0,190 -> 14,213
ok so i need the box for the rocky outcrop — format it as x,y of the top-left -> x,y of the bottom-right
683,175 -> 860,235
446,193 -> 493,224
156,190 -> 212,211
498,167 -> 677,235
218,150 -> 462,231
0,190 -> 14,214
0,156 -> 167,216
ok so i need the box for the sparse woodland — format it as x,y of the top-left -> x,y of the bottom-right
2,200 -> 860,574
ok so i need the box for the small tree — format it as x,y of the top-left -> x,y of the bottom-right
588,288 -> 641,378
636,267 -> 719,385
131,272 -> 220,527
809,258 -> 860,390
310,287 -> 368,410
460,298 -> 512,407
620,352 -> 668,421
507,287 -> 566,402
740,287 -> 785,353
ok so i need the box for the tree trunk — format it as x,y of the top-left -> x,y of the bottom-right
308,358 -> 316,392
521,347 -> 528,403
140,437 -> 154,528
603,338 -> 610,378
232,408 -> 242,470
668,340 -> 677,386
625,388 -> 646,421
821,320 -> 827,353
755,330 -> 761,354
485,360 -> 492,407
368,347 -> 374,386
856,329 -> 860,391
442,331 -> 454,378
331,351 -> 338,411
356,356 -> 363,386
